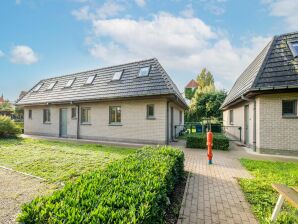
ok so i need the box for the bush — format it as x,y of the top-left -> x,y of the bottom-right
18,146 -> 184,223
186,134 -> 229,150
0,116 -> 21,138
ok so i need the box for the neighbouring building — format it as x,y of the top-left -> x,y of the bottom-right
184,79 -> 198,100
16,58 -> 187,144
221,31 -> 298,156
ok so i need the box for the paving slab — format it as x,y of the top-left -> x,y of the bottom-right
0,168 -> 52,224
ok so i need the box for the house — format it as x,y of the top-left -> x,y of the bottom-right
185,79 -> 198,100
0,94 -> 5,104
16,58 -> 187,144
221,31 -> 298,156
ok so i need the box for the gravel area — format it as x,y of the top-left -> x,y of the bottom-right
0,167 -> 52,224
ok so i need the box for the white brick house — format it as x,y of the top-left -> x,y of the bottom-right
16,58 -> 187,144
221,31 -> 298,156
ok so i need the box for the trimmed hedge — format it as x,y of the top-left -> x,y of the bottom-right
18,146 -> 184,223
186,134 -> 229,150
0,116 -> 21,138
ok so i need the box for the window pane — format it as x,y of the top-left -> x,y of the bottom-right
282,100 -> 296,115
138,66 -> 150,77
47,82 -> 56,90
116,107 -> 121,122
33,83 -> 43,92
71,108 -> 76,118
112,71 -> 123,80
65,79 -> 75,87
86,75 -> 96,84
291,42 -> 298,56
147,105 -> 154,117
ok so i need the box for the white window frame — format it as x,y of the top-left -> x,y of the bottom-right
71,107 -> 77,119
229,110 -> 234,125
146,104 -> 155,119
112,71 -> 123,81
47,81 -> 57,90
81,107 -> 91,124
85,75 -> 96,85
109,106 -> 121,124
43,109 -> 51,123
65,78 -> 75,88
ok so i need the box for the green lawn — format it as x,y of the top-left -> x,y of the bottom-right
239,159 -> 298,224
0,138 -> 136,183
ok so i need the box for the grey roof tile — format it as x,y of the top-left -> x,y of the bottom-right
16,58 -> 187,107
221,31 -> 298,109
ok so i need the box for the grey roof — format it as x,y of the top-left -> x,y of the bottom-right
221,31 -> 298,109
16,58 -> 187,107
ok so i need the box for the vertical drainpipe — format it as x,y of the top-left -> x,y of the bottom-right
77,104 -> 80,139
253,100 -> 256,151
166,101 -> 170,145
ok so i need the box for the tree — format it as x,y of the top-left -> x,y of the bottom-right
0,101 -> 13,115
186,90 -> 227,122
196,68 -> 215,91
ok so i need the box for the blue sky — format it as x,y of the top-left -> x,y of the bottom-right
1,0 -> 298,101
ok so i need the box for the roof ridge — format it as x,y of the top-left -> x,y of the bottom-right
251,37 -> 276,89
39,58 -> 157,82
153,58 -> 187,105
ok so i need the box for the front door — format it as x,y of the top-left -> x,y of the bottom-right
244,105 -> 249,145
60,108 -> 68,138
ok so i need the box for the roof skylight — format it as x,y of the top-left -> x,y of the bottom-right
112,71 -> 123,80
47,81 -> 57,90
65,78 -> 75,88
138,66 -> 151,77
33,83 -> 43,92
289,41 -> 298,57
85,75 -> 96,84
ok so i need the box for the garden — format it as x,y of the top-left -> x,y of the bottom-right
239,159 -> 298,224
0,116 -> 186,223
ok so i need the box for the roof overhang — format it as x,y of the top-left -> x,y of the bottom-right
16,93 -> 189,109
221,86 -> 298,110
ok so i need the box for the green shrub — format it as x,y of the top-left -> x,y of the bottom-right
0,116 -> 21,138
18,146 -> 184,223
186,134 -> 229,150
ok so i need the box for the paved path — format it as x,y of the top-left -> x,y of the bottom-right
0,168 -> 51,224
175,142 -> 258,224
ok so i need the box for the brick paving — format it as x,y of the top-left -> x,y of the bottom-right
174,142 -> 258,224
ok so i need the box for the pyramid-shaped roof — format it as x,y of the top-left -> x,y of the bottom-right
221,31 -> 298,109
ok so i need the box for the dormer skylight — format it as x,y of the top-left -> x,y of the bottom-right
112,71 -> 123,80
85,75 -> 96,85
65,78 -> 75,88
289,41 -> 298,57
33,83 -> 43,92
138,66 -> 151,77
47,81 -> 57,90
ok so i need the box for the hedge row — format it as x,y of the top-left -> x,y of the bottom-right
186,134 -> 229,150
0,116 -> 21,138
18,146 -> 184,223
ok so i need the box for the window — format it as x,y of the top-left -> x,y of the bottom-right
71,108 -> 77,119
33,83 -> 43,92
282,100 -> 297,116
65,78 -> 75,88
138,66 -> 150,77
229,110 -> 234,125
147,104 -> 155,119
109,106 -> 121,124
289,41 -> 298,57
47,81 -> 57,90
28,110 -> 32,119
85,75 -> 96,85
112,71 -> 123,80
81,108 -> 91,123
179,111 -> 183,124
43,109 -> 51,123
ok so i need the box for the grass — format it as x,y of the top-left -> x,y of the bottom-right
239,159 -> 298,224
0,138 -> 136,183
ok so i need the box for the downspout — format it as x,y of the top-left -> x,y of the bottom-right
166,101 -> 170,145
253,100 -> 256,152
77,104 -> 80,139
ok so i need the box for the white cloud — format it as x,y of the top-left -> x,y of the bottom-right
0,50 -> 4,58
15,0 -> 21,5
87,13 -> 270,88
135,0 -> 145,7
180,4 -> 194,18
10,45 -> 38,65
263,0 -> 298,30
72,0 -> 125,20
